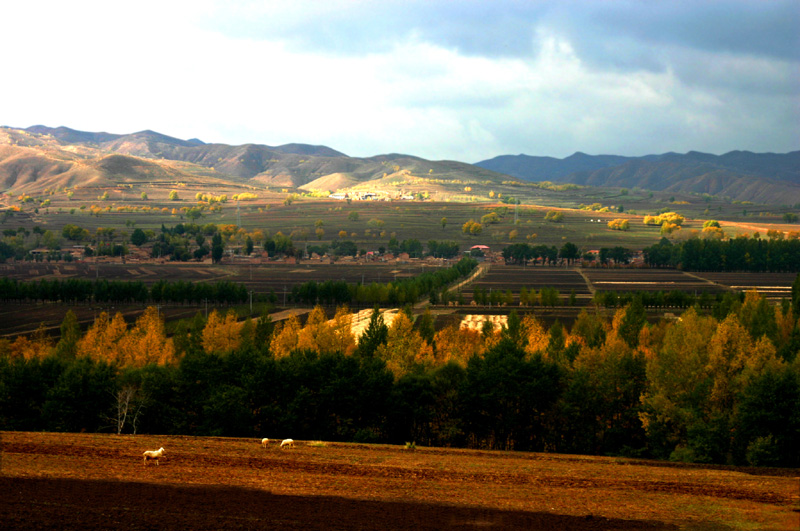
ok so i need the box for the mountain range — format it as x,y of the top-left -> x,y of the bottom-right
1,125 -> 798,204
0,126 -> 509,195
475,151 -> 800,205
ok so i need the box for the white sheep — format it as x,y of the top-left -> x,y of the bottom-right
142,447 -> 165,465
261,438 -> 269,448
280,438 -> 294,449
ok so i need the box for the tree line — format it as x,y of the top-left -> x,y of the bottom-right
644,236 -> 800,272
0,257 -> 478,307
290,257 -> 478,306
2,286 -> 798,467
502,242 -> 632,266
0,277 -> 251,305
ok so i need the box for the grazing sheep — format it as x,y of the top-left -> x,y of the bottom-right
261,438 -> 269,448
280,438 -> 294,449
142,447 -> 165,466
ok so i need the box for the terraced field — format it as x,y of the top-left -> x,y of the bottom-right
582,269 -> 726,294
462,265 -> 592,304
691,271 -> 797,299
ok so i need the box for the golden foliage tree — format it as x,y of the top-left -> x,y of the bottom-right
270,314 -> 301,359
774,304 -> 795,352
635,319 -> 669,361
573,329 -> 629,373
329,306 -> 356,356
116,307 -> 176,367
433,325 -> 484,367
522,315 -> 549,358
639,308 -> 718,448
377,312 -> 434,377
9,325 -> 53,361
77,312 -> 128,364
706,314 -> 754,412
77,308 -> 175,367
202,309 -> 243,355
297,306 -> 335,353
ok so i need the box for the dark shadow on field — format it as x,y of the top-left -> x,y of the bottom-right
0,476 -> 678,530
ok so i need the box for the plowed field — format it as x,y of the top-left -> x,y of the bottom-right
2,432 -> 798,530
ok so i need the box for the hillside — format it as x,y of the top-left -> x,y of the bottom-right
477,150 -> 800,204
4,125 -> 798,204
0,126 -> 518,194
0,129 -> 244,194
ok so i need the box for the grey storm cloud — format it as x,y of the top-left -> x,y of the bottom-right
208,1 -> 799,102
4,0 -> 797,161
213,1 -> 799,61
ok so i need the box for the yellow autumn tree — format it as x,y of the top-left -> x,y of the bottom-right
329,306 -> 356,356
707,314 -> 784,400
270,314 -> 301,359
77,312 -> 128,364
522,315 -> 549,358
376,312 -> 434,378
116,306 -> 176,367
202,309 -> 243,354
297,306 -> 335,353
8,328 -> 53,361
774,304 -> 795,352
636,319 -> 669,361
706,314 -> 754,412
433,325 -> 484,367
573,330 -> 624,372
639,308 -> 718,444
740,335 -> 785,384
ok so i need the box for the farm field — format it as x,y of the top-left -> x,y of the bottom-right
0,261 -> 441,337
4,260 -> 797,338
582,269 -> 727,294
10,191 -> 789,255
0,261 -> 435,287
691,272 -> 798,299
1,431 -> 797,530
462,265 -> 593,304
458,266 -> 756,306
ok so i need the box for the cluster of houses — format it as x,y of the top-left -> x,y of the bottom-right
328,191 -> 417,201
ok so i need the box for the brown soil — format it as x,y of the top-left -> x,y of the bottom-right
2,432 -> 798,530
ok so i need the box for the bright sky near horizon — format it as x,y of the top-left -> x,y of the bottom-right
2,0 -> 798,162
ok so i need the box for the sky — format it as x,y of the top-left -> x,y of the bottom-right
2,0 -> 798,162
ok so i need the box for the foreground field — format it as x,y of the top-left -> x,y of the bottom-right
1,432 -> 797,530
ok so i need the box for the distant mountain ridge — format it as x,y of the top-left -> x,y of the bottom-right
0,125 -> 514,194
3,125 -> 798,204
25,125 -> 347,166
476,152 -> 636,181
476,150 -> 800,203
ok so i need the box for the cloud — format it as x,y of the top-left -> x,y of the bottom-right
198,0 -> 799,62
1,0 -> 797,161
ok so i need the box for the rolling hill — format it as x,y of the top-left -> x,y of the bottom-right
476,150 -> 800,204
0,126 -> 518,195
3,125 -> 798,204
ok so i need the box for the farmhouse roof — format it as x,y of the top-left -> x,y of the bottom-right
470,245 -> 490,250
